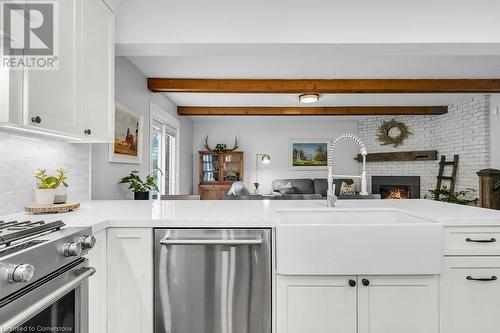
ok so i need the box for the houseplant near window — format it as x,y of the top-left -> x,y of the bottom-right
119,170 -> 159,200
34,170 -> 59,205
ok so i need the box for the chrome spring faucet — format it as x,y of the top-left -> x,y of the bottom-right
327,133 -> 368,207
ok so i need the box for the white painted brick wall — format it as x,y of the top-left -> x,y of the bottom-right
0,133 -> 90,215
358,96 -> 490,199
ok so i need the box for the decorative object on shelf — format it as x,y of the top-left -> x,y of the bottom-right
204,136 -> 239,153
119,170 -> 159,200
54,168 -> 69,204
376,119 -> 412,148
355,150 -> 438,162
33,170 -> 59,205
109,101 -> 143,164
289,138 -> 329,170
435,155 -> 459,193
25,202 -> 80,214
426,185 -> 478,206
477,168 -> 500,210
254,153 -> 271,194
199,151 -> 244,199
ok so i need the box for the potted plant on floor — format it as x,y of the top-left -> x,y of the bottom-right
34,170 -> 59,205
119,170 -> 159,200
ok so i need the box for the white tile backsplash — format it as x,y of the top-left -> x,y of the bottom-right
0,133 -> 90,215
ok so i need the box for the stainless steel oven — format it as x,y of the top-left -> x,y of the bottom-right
0,220 -> 96,333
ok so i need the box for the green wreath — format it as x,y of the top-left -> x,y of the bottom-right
376,119 -> 412,148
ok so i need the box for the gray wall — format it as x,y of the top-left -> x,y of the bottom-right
192,117 -> 360,194
91,57 -> 193,199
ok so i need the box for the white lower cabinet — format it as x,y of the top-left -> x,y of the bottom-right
277,275 -> 438,333
357,275 -> 438,333
440,257 -> 500,333
277,275 -> 357,333
87,229 -> 107,333
107,228 -> 153,333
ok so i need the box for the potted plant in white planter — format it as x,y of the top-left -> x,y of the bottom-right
54,168 -> 69,204
34,170 -> 58,205
119,170 -> 159,200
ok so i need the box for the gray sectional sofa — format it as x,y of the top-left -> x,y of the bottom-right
272,178 -> 354,199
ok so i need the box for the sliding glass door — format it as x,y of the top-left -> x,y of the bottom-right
151,119 -> 177,198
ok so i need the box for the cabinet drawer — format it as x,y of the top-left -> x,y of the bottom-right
444,227 -> 500,255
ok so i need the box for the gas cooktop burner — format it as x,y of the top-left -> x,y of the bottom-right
0,220 -> 65,247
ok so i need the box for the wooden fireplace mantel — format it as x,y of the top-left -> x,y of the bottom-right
355,150 -> 438,162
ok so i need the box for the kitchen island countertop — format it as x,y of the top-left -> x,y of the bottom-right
2,199 -> 500,232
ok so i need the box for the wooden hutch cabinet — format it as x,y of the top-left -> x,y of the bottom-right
198,151 -> 244,200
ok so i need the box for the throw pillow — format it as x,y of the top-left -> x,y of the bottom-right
277,182 -> 295,195
340,181 -> 356,195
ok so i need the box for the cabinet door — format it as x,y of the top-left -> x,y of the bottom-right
24,0 -> 82,135
358,275 -> 438,333
87,229 -> 107,333
277,275 -> 357,333
440,257 -> 500,333
81,0 -> 114,142
107,228 -> 153,333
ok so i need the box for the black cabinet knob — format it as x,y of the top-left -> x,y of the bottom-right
31,116 -> 41,124
84,129 -> 92,136
348,279 -> 356,287
362,279 -> 370,286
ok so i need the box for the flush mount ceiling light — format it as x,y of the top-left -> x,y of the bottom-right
298,93 -> 320,104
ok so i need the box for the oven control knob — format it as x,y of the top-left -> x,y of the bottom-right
62,242 -> 83,257
79,236 -> 96,249
10,264 -> 35,283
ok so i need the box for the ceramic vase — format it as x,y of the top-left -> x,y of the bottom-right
54,185 -> 68,204
35,189 -> 56,205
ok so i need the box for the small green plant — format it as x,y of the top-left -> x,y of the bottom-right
34,170 -> 59,190
55,168 -> 69,187
119,170 -> 159,193
426,186 -> 479,206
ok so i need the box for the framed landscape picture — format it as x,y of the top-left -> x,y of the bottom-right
289,138 -> 329,170
109,101 -> 143,164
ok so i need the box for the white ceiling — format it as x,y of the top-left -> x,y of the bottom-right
128,54 -> 500,79
166,93 -> 483,108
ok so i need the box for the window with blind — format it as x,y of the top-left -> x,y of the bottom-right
151,118 -> 177,197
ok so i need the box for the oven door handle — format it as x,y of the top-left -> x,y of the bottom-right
0,267 -> 96,333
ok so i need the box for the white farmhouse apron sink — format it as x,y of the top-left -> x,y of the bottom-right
276,209 -> 443,275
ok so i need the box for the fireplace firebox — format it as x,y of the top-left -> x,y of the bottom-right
372,176 -> 420,199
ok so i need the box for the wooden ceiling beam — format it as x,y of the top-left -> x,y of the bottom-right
149,78 -> 500,93
177,106 -> 448,116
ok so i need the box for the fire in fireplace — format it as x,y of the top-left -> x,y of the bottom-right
372,176 -> 420,199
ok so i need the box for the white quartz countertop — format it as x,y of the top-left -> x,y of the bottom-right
2,199 -> 500,232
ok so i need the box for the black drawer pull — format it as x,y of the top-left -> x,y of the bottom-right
466,237 -> 496,243
466,276 -> 497,282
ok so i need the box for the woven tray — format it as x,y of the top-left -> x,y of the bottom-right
25,202 -> 80,214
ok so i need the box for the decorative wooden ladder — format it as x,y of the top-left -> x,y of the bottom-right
436,155 -> 459,192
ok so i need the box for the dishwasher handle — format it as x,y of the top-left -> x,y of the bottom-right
160,237 -> 262,246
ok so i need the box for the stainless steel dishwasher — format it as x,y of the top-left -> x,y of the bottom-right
154,228 -> 271,333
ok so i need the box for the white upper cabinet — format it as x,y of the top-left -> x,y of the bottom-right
0,0 -> 115,141
81,0 -> 115,142
24,0 -> 82,136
